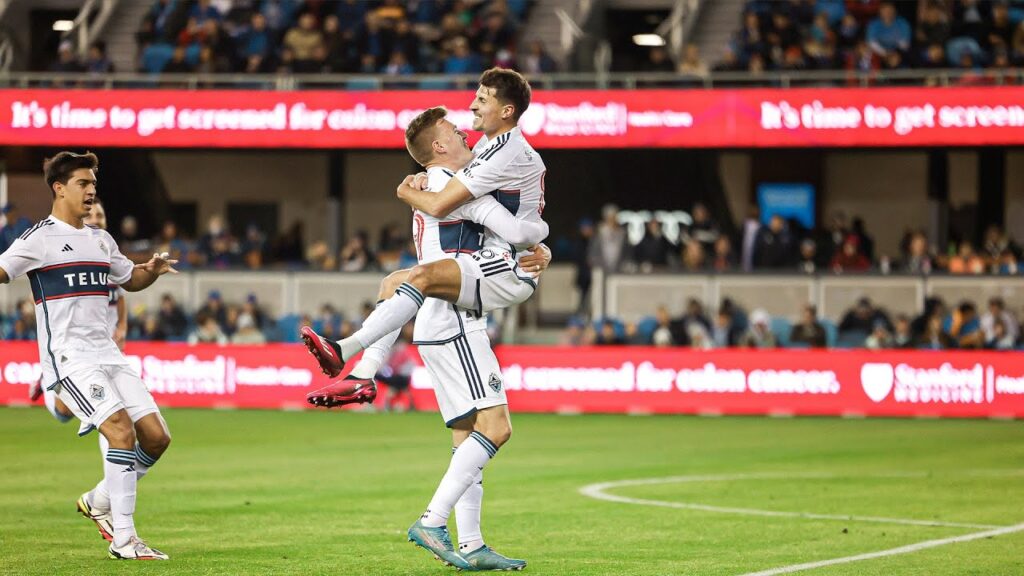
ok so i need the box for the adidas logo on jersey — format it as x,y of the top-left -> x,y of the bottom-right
61,244 -> 74,252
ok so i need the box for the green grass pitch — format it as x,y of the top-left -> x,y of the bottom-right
1,407 -> 1022,575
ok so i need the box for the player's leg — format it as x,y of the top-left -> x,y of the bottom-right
83,411 -> 171,516
450,424 -> 485,554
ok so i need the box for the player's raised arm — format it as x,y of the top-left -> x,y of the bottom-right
122,252 -> 179,292
461,195 -> 549,248
0,226 -> 47,285
397,174 -> 473,218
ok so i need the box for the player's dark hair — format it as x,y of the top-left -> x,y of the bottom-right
479,67 -> 531,121
405,106 -> 448,166
43,151 -> 99,198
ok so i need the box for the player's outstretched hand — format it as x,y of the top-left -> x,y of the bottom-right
135,252 -> 179,276
519,243 -> 551,278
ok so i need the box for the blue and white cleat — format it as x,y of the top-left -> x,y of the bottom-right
407,519 -> 472,570
463,546 -> 527,571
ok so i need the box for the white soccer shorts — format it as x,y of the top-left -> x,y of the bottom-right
52,364 -> 160,437
418,330 -> 508,427
454,248 -> 537,317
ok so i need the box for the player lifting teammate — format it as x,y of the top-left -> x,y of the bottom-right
0,152 -> 177,560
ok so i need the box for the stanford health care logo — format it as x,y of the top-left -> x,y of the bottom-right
860,363 -> 894,403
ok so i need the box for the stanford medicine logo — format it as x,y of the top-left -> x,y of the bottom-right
860,363 -> 894,402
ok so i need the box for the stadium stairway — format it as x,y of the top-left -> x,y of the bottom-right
688,0 -> 746,67
98,1 -> 153,74
522,0 -> 589,69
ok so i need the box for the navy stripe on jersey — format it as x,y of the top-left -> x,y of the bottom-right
455,337 -> 484,400
488,189 -> 521,215
441,168 -> 455,178
438,220 -> 484,254
19,219 -> 53,241
479,133 -> 511,161
28,262 -> 111,304
32,275 -> 62,382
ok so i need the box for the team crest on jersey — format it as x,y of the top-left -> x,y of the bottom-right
98,239 -> 109,256
90,384 -> 105,401
488,373 -> 502,393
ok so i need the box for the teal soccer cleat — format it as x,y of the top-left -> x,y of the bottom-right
407,520 -> 472,570
463,546 -> 527,571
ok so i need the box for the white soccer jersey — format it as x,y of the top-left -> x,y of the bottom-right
411,166 -> 548,345
107,284 -> 126,337
455,126 -> 547,259
0,216 -> 134,387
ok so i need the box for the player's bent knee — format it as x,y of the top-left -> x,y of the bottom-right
405,264 -> 432,291
381,270 -> 409,299
100,411 -> 136,449
144,430 -> 171,457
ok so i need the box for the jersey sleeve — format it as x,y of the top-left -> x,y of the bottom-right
0,232 -> 45,280
459,195 -> 549,248
105,232 -> 134,284
454,141 -> 519,198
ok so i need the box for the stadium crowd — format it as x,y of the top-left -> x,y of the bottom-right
716,0 -> 1024,79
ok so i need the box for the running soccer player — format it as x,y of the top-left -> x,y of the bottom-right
0,152 -> 176,560
30,197 -> 126,423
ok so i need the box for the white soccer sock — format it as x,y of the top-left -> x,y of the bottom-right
350,328 -> 401,379
455,445 -> 485,553
104,447 -> 138,547
421,431 -> 498,528
341,283 -> 424,359
90,440 -> 155,513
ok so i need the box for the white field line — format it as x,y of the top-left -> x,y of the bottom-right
578,472 -> 1024,575
738,522 -> 1024,576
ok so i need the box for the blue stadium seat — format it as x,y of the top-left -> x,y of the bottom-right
593,317 -> 627,339
141,43 -> 175,74
771,317 -> 792,347
636,316 -> 658,344
821,319 -> 838,348
276,314 -> 302,343
836,330 -> 868,349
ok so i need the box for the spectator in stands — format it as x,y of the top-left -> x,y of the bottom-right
754,215 -> 795,269
818,0 -> 847,25
677,43 -> 709,76
306,240 -> 337,270
916,2 -> 951,57
740,206 -> 761,271
85,42 -> 115,74
681,202 -> 720,255
988,2 -> 1015,51
589,204 -> 629,275
997,249 -> 1020,274
847,0 -> 882,24
594,319 -> 625,345
153,220 -> 190,269
118,215 -> 153,261
740,309 -> 777,348
899,231 -> 933,274
768,11 -> 804,61
892,314 -> 914,348
573,218 -> 595,315
1013,21 -> 1024,64
197,214 -> 237,267
157,293 -> 188,338
522,40 -> 557,74
284,12 -> 326,72
189,0 -> 222,25
238,12 -> 275,72
383,51 -> 414,75
864,319 -> 893,349
340,231 -> 376,272
444,36 -> 483,74
837,13 -> 862,55
911,296 -> 945,339
642,46 -> 675,73
681,240 -> 707,272
797,238 -> 818,274
944,301 -> 984,349
188,311 -> 228,345
687,322 -> 714,350
262,0 -> 300,36
713,47 -> 744,72
947,240 -> 986,274
0,204 -> 32,253
679,298 -> 713,336
985,319 -> 1017,350
712,307 -> 740,348
634,219 -> 673,271
241,224 -> 267,269
139,314 -> 168,341
918,313 -> 953,349
981,224 -> 1018,267
830,234 -> 871,272
231,312 -> 266,345
651,306 -> 678,347
981,297 -> 1020,344
322,14 -> 355,72
866,2 -> 911,57
840,297 -> 892,335
164,45 -> 194,73
242,294 -> 267,330
790,304 -> 826,347
710,236 -> 737,272
198,290 -> 229,332
51,41 -> 82,73
739,11 -> 768,59
847,40 -> 881,72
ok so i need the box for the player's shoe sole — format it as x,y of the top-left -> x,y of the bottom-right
462,545 -> 527,571
407,520 -> 472,570
77,494 -> 113,542
306,376 -> 378,408
300,326 -> 344,378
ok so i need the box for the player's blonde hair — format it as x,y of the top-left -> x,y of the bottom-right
405,106 -> 448,167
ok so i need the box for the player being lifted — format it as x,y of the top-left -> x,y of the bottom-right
302,68 -> 547,570
0,152 -> 176,560
29,197 -> 127,423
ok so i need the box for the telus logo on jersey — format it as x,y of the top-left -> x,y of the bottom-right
28,261 -> 112,303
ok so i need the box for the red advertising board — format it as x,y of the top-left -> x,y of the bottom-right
1,87 -> 1023,149
2,342 -> 1022,419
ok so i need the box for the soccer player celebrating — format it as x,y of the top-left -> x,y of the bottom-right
0,152 -> 176,560
30,197 -> 127,423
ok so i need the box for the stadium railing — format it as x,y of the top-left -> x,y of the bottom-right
1,69 -> 1021,91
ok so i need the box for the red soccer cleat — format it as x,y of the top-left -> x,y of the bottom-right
306,376 -> 378,408
300,326 -> 345,378
29,379 -> 43,402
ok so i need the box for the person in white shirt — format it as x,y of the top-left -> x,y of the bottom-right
0,152 -> 177,560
